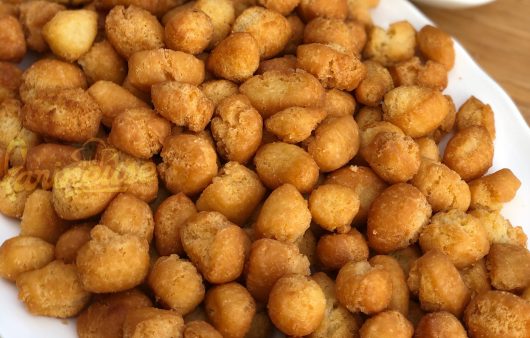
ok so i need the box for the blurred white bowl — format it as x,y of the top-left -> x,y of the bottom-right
412,0 -> 495,9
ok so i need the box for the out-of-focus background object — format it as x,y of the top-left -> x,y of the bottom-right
417,0 -> 530,125
413,0 -> 494,9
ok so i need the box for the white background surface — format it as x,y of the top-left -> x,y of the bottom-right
1,0 -> 530,336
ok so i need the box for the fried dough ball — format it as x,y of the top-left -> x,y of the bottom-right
420,209 -> 490,268
193,0 -> 235,48
336,260 -> 392,314
389,57 -> 448,91
0,62 -> 22,100
184,321 -> 222,338
127,48 -> 205,91
325,165 -> 387,224
152,81 -> 214,132
244,310 -> 273,338
154,193 -> 196,256
78,40 -> 127,85
88,80 -> 148,127
16,260 -> 91,318
148,255 -> 204,315
468,208 -> 527,247
52,161 -> 120,220
307,115 -> 360,172
316,229 -> 369,271
359,311 -> 413,338
486,243 -> 530,292
309,184 -> 359,233
19,1 -> 65,53
355,60 -> 394,106
42,9 -> 98,62
363,131 -> 421,183
105,5 -> 163,59
308,272 -> 359,338
298,0 -> 348,21
210,94 -> 263,163
0,15 -> 26,62
256,184 -> 311,243
456,96 -> 495,139
22,88 -> 101,143
368,183 -> 432,253
207,32 -> 260,82
346,0 -> 377,27
265,107 -> 327,144
232,6 -> 291,59
20,189 -> 68,243
0,167 -> 35,218
408,250 -> 470,316
417,25 -> 455,70
268,274 -> 326,336
364,21 -> 416,66
205,283 -> 256,338
197,162 -> 265,225
459,258 -> 491,299
358,120 -> 403,157
410,160 -> 471,212
19,58 -> 87,103
240,70 -> 325,118
165,9 -> 213,54
369,255 -> 409,315
390,245 -> 422,276
295,229 -> 318,267
181,211 -> 250,283
443,126 -> 493,181
55,224 -> 92,264
256,0 -> 299,15
415,311 -> 467,338
297,43 -> 366,91
304,17 -> 357,55
284,14 -> 305,55
77,225 -> 150,293
257,55 -> 297,75
323,89 -> 356,117
254,142 -> 319,193
433,95 -> 457,141
246,238 -> 310,302
158,134 -> 218,195
77,289 -> 153,338
200,80 -> 239,107
100,193 -> 154,242
123,307 -> 184,338
468,168 -> 521,211
0,236 -> 54,281
464,291 -> 530,338
383,86 -> 449,138
415,137 -> 440,162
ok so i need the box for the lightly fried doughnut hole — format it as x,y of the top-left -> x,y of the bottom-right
268,274 -> 326,336
468,168 -> 521,210
54,224 -> 92,264
78,40 -> 127,85
184,321 -> 222,338
298,0 -> 348,22
355,60 -> 394,107
359,311 -> 413,338
415,311 -> 467,338
18,1 -> 65,53
369,255 -> 409,315
459,258 -> 491,299
417,25 -> 455,70
309,183 -> 360,233
0,236 -> 54,281
76,225 -> 150,293
164,9 -> 213,55
264,107 -> 327,144
456,96 -> 495,139
486,243 -> 530,292
364,21 -> 416,66
0,15 -> 27,62
316,229 -> 369,271
122,307 -> 184,338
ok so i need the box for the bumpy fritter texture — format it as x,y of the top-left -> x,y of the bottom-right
165,9 -> 213,55
193,0 -> 235,48
389,57 -> 448,91
200,80 -> 239,107
468,168 -> 521,211
78,40 -> 127,85
0,15 -> 27,62
469,208 -> 527,247
486,243 -> 530,292
0,167 -> 35,218
55,224 -> 92,264
355,60 -> 394,107
364,21 -> 416,66
317,229 -> 369,271
183,321 -> 222,338
298,0 -> 348,21
369,255 -> 409,315
17,260 -> 91,318
417,25 -> 455,70
359,311 -> 413,338
459,258 -> 491,299
19,1 -> 65,53
123,307 -> 184,338
456,96 -> 495,139
323,89 -> 356,117
304,17 -> 359,56
309,184 -> 359,233
415,311 -> 467,338
258,0 -> 299,15
0,236 -> 54,281
415,137 -> 441,162
265,107 -> 327,144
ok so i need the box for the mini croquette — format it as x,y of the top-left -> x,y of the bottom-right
0,236 -> 55,281
122,307 -> 184,338
316,229 -> 369,271
309,183 -> 360,233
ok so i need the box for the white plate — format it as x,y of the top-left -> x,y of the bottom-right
411,0 -> 495,9
1,0 -> 530,336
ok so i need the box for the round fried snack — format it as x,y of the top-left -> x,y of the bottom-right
459,258 -> 491,299
184,321 -> 222,338
193,0 -> 235,48
256,184 -> 311,243
468,168 -> 521,211
165,9 -> 213,55
76,225 -> 150,293
456,96 -> 495,139
304,17 -> 358,56
246,238 -> 310,303
78,40 -> 127,85
100,193 -> 155,242
364,21 -> 416,66
148,255 -> 204,315
309,184 -> 359,233
0,236 -> 54,281
415,311 -> 467,338
254,142 -> 319,193
197,162 -> 265,225
180,211 -> 250,283
0,15 -> 27,62
389,245 -> 421,277
0,167 -> 35,218
355,60 -> 394,107
323,89 -> 356,117
257,55 -> 297,74
55,224 -> 92,264
154,193 -> 197,256
207,32 -> 260,82
205,283 -> 256,338
407,250 -> 470,317
210,94 -> 263,164
200,79 -> 239,107
16,260 -> 91,318
298,0 -> 348,21
443,126 -> 493,181
336,260 -> 393,314
257,0 -> 299,15
419,209 -> 490,268
317,229 -> 369,271
368,183 -> 432,253
19,1 -> 65,53
468,208 -> 527,247
158,134 -> 218,195
359,311 -> 413,338
464,291 -> 530,338
417,25 -> 455,70
369,255 -> 409,315
264,107 -> 327,144
486,243 -> 530,292
77,289 -> 153,338
415,137 -> 440,162
284,14 -> 305,54
268,274 -> 326,336
123,307 -> 184,338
